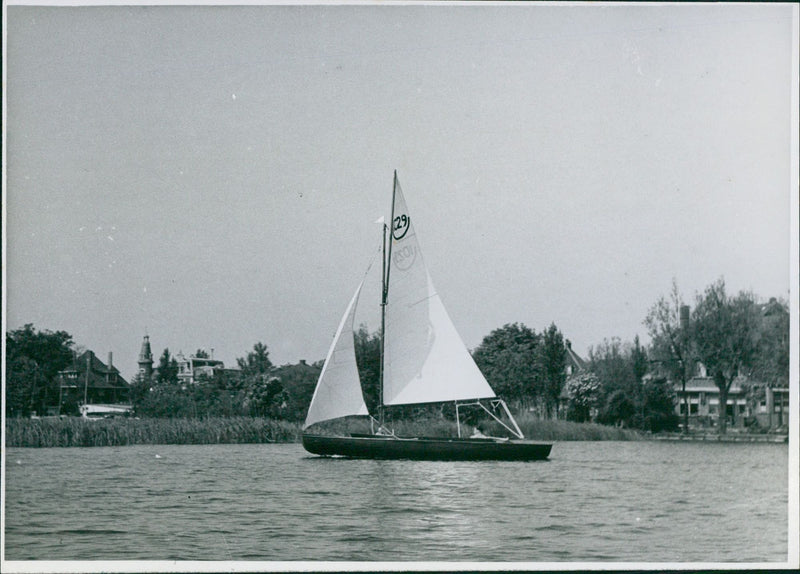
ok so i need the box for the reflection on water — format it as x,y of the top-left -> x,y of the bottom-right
4,441 -> 789,562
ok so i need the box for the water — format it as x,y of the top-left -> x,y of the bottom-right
4,441 -> 789,563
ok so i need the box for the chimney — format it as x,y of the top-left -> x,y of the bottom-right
108,351 -> 113,370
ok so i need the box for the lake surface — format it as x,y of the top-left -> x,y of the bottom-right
4,441 -> 789,564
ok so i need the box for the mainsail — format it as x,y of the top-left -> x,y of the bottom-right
303,281 -> 369,429
382,177 -> 496,406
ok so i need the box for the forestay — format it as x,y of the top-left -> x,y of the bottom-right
303,281 -> 369,429
382,179 -> 496,406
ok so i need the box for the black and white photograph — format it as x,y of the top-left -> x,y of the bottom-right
3,0 -> 798,571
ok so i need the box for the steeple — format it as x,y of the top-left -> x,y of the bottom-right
138,335 -> 154,377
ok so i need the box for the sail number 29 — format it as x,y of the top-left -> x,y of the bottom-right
393,214 -> 411,240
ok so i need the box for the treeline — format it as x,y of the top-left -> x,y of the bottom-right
6,277 -> 789,436
129,344 -> 320,422
468,278 -> 788,435
568,338 -> 677,432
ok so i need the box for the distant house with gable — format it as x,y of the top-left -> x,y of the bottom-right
557,340 -> 588,419
57,350 -> 130,415
564,340 -> 588,376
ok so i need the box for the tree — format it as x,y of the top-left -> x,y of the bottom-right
752,297 -> 790,388
237,342 -> 273,378
5,324 -> 74,417
564,372 -> 602,422
631,335 -> 648,386
156,348 -> 179,386
194,349 -> 210,359
630,335 -> 649,427
588,337 -> 642,426
472,323 -> 542,408
245,376 -> 287,418
600,389 -> 636,428
5,355 -> 45,418
640,377 -> 678,432
539,323 -> 567,418
129,372 -> 154,414
644,280 -> 691,430
271,361 -> 321,421
191,372 -> 243,417
692,278 -> 761,434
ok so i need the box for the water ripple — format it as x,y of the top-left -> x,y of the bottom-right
4,441 -> 789,562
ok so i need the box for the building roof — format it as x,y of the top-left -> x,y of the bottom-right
677,376 -> 747,394
565,340 -> 587,372
138,335 -> 153,364
60,350 -> 129,389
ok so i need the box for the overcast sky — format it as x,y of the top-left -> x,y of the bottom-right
4,2 -> 798,380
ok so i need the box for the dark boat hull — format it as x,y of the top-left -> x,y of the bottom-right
302,433 -> 551,461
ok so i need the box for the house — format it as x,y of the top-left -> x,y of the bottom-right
750,384 -> 789,430
673,370 -> 789,431
557,340 -> 588,419
564,340 -> 588,376
175,351 -> 238,384
673,376 -> 747,429
57,350 -> 129,414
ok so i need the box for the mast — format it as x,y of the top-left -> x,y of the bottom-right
379,170 -> 399,429
379,219 -> 387,428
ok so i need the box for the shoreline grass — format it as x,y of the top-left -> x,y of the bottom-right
5,416 -> 302,448
6,413 -> 644,448
512,412 -> 644,441
301,412 -> 645,442
380,411 -> 644,441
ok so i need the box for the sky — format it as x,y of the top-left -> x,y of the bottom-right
4,2 -> 798,382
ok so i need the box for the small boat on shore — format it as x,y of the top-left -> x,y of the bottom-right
302,172 -> 551,461
80,403 -> 133,419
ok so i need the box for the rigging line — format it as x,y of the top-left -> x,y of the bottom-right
359,229 -> 384,285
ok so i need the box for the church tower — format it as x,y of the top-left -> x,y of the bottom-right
138,335 -> 154,377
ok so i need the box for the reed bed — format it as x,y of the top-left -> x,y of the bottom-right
310,413 -> 643,441
380,410 -> 643,441
8,413 -> 642,448
6,416 -> 302,448
513,415 -> 643,441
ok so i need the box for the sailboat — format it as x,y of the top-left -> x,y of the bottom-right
302,172 -> 552,461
